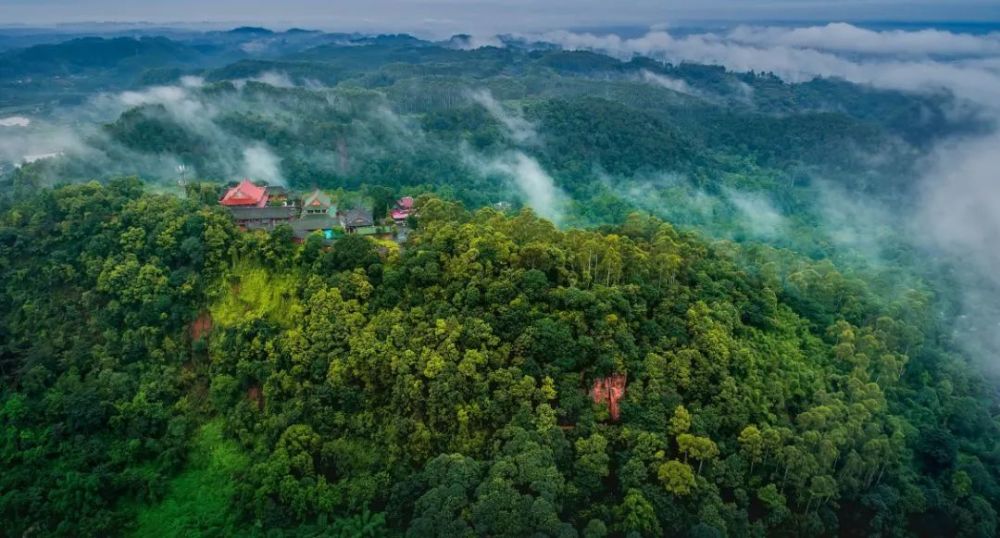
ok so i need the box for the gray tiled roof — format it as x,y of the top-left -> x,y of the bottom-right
292,215 -> 339,232
340,207 -> 373,227
228,206 -> 298,219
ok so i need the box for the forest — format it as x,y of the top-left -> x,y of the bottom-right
1,179 -> 998,537
1,26 -> 1000,538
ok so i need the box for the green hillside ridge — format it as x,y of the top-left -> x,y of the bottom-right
1,180 -> 997,536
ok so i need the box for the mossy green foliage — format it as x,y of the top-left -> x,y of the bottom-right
131,420 -> 248,538
210,265 -> 302,329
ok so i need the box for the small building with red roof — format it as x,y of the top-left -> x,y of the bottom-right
220,179 -> 268,207
390,196 -> 414,223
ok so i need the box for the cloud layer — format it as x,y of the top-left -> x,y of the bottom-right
533,25 -> 1000,104
526,22 -> 1000,363
726,23 -> 1000,57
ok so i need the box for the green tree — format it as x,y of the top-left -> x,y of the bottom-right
659,460 -> 696,496
616,489 -> 662,536
670,405 -> 692,436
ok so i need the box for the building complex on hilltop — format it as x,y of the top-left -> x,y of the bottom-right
219,180 -> 408,241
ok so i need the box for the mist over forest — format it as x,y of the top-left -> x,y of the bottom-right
3,17 -> 1000,538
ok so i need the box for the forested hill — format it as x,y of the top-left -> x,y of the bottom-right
1,179 -> 998,537
0,36 -> 203,76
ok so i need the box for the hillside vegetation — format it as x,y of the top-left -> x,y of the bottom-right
1,180 -> 997,537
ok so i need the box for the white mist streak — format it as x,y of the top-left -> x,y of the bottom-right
468,89 -> 538,145
465,149 -> 565,225
242,145 -> 284,186
640,70 -> 695,95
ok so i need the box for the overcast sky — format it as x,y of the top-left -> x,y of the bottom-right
1,0 -> 998,35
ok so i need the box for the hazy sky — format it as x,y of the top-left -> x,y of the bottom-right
1,0 -> 998,34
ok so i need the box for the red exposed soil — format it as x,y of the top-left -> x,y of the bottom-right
189,311 -> 213,341
590,373 -> 627,421
247,385 -> 264,411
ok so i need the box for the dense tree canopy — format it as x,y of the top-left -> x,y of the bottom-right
2,183 -> 998,537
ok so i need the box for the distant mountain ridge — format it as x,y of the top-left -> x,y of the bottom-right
0,35 -> 202,77
227,26 -> 274,35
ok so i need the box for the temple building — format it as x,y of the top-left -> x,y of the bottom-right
340,207 -> 376,235
220,180 -> 297,230
302,189 -> 336,216
293,189 -> 340,240
220,179 -> 268,207
391,196 -> 414,224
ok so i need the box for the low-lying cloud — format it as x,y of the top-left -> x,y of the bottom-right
0,71 -> 313,184
639,70 -> 695,95
465,148 -> 565,225
241,144 -> 284,185
507,22 -> 1000,365
0,116 -> 31,128
449,34 -> 505,50
534,24 -> 1000,103
468,88 -> 538,145
465,88 -> 566,222
726,23 -> 1000,57
233,70 -> 298,89
724,188 -> 785,240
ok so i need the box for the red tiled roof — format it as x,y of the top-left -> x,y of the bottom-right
221,179 -> 268,207
398,196 -> 414,209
